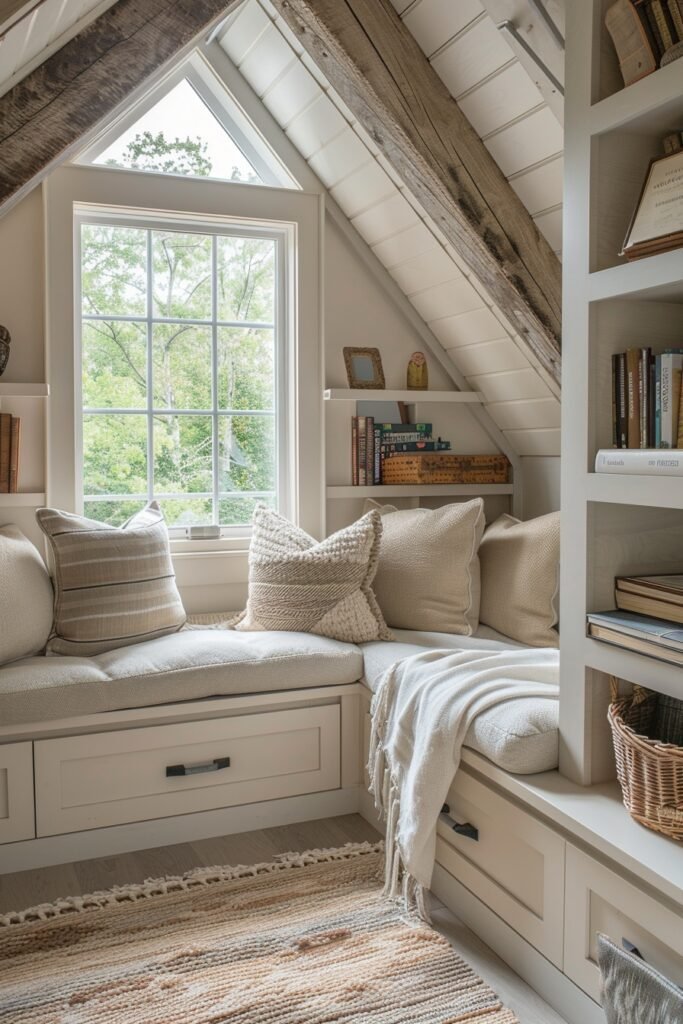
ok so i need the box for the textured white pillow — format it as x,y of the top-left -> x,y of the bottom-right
367,499 -> 486,634
234,506 -> 391,643
479,512 -> 560,647
0,525 -> 54,664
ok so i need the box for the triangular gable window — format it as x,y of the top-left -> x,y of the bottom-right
79,54 -> 297,189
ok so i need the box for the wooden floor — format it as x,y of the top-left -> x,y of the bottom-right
0,814 -> 568,1024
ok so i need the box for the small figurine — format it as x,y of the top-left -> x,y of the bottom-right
0,326 -> 10,377
407,350 -> 428,390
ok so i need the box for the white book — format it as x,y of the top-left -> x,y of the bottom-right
595,449 -> 683,475
660,353 -> 683,448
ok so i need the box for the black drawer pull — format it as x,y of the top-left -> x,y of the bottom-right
166,756 -> 231,777
440,803 -> 479,841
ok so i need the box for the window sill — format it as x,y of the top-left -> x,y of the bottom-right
171,545 -> 249,587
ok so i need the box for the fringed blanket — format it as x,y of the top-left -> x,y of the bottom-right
368,647 -> 560,919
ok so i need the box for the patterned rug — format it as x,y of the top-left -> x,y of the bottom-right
0,843 -> 519,1023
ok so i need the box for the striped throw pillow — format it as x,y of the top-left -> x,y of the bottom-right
37,502 -> 186,656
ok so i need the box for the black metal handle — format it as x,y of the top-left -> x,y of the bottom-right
440,803 -> 479,841
166,756 -> 231,777
622,938 -> 644,960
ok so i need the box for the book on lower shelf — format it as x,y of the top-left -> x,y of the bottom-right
0,413 -> 20,493
595,448 -> 683,474
616,573 -> 683,623
587,609 -> 683,666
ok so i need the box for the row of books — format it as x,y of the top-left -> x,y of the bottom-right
351,419 -> 450,485
611,348 -> 683,449
631,0 -> 683,62
587,573 -> 683,667
0,413 -> 20,494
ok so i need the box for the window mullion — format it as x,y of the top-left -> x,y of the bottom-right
211,233 -> 219,527
146,230 -> 154,504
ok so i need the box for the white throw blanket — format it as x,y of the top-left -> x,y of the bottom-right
368,646 -> 560,918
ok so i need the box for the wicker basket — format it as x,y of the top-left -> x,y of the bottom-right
608,678 -> 683,841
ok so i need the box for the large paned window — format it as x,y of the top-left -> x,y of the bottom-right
78,216 -> 286,531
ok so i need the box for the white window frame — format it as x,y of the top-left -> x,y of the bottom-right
75,50 -> 299,192
46,164 -> 324,571
75,208 -> 291,538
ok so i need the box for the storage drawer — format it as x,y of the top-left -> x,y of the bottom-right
35,705 -> 340,837
0,741 -> 35,844
564,843 -> 683,1002
435,769 -> 565,966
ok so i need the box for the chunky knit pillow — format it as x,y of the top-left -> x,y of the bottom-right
234,506 -> 392,643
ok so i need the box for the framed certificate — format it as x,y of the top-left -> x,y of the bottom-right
623,151 -> 683,258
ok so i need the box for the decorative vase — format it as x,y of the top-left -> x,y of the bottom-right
407,351 -> 428,390
0,326 -> 10,377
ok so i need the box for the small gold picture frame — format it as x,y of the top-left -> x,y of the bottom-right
343,347 -> 385,389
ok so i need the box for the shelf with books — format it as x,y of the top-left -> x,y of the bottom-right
586,471 -> 683,508
326,484 -> 514,499
323,389 -> 483,403
0,492 -> 46,507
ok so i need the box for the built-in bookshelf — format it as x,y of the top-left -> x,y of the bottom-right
323,386 -> 518,521
562,1 -> 683,791
0,382 -> 49,503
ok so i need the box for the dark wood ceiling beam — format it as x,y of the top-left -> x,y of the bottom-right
271,0 -> 562,385
0,0 -> 240,213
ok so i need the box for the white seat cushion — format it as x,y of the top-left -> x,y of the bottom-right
360,628 -> 559,775
0,630 -> 363,726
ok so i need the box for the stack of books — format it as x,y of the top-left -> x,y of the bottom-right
0,412 -> 20,493
631,1 -> 683,65
587,574 -> 683,666
351,419 -> 450,485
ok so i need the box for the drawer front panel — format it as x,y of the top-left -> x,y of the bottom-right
0,741 -> 35,844
564,844 -> 683,1001
35,706 -> 340,836
436,769 -> 565,966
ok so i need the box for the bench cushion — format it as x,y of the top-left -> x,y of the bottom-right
360,628 -> 559,775
0,630 -> 363,726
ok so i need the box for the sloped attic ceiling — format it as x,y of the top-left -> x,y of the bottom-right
0,0 -> 563,457
218,0 -> 562,456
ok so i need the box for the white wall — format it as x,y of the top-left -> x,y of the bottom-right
521,457 -> 561,518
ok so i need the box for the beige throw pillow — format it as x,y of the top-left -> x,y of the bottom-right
234,506 -> 391,643
37,502 -> 186,656
368,499 -> 485,635
479,512 -> 560,647
0,525 -> 54,664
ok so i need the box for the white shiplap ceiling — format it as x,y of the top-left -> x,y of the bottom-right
0,0 -> 564,456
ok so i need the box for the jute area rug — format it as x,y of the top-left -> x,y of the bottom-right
0,842 -> 519,1023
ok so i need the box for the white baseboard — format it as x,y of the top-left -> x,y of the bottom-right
431,864 -> 605,1024
0,787 -> 361,874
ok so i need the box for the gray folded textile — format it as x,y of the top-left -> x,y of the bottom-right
598,934 -> 683,1024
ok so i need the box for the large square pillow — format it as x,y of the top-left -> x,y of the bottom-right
234,506 -> 391,643
479,511 -> 560,647
0,525 -> 54,664
367,498 -> 485,635
36,502 -> 186,655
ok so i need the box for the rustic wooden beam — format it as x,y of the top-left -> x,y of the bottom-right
0,0 -> 240,214
271,0 -> 562,384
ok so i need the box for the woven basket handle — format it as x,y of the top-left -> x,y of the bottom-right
609,675 -> 620,702
610,676 -> 650,704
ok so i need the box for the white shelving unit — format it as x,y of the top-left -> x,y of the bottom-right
323,386 -> 516,514
0,383 -> 49,398
324,388 -> 484,404
562,1 -> 683,794
0,383 -> 49,504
